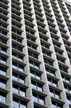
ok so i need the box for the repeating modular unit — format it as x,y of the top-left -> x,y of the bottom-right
0,0 -> 71,108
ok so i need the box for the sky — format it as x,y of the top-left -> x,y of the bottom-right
66,0 -> 71,2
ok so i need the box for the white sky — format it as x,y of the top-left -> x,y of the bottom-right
66,0 -> 71,2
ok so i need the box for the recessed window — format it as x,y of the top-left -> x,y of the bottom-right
0,92 -> 6,104
49,88 -> 60,99
52,101 -> 63,108
47,77 -> 58,87
67,95 -> 71,105
13,84 -> 26,97
0,56 -> 7,64
13,98 -> 27,108
29,59 -> 40,69
32,93 -> 45,105
0,79 -> 6,89
30,69 -> 41,80
64,84 -> 71,94
61,74 -> 71,83
12,62 -> 24,72
59,64 -> 68,73
28,50 -> 38,59
31,80 -> 43,92
45,67 -> 55,76
12,73 -> 25,84
12,52 -> 23,61
0,47 -> 7,54
0,66 -> 6,76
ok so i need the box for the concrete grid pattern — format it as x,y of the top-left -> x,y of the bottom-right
0,0 -> 71,108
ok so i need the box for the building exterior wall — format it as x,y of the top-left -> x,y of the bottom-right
0,0 -> 71,108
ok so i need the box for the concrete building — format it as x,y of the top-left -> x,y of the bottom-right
1,0 -> 71,108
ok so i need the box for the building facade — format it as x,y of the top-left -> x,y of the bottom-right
1,0 -> 71,108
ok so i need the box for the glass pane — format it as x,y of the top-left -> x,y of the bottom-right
64,88 -> 68,92
0,70 -> 6,75
12,65 -> 17,70
67,100 -> 71,105
12,76 -> 18,81
18,58 -> 23,62
32,96 -> 38,103
20,104 -> 26,108
19,90 -> 25,97
13,101 -> 19,108
35,76 -> 40,80
53,83 -> 57,87
50,92 -> 54,97
0,82 -> 6,89
37,87 -> 42,92
52,105 -> 56,108
0,60 -> 6,64
30,73 -> 35,78
39,99 -> 44,105
13,88 -> 18,94
48,81 -> 51,85
0,50 -> 6,54
31,84 -> 36,89
34,65 -> 39,69
0,96 -> 5,103
18,68 -> 23,72
55,94 -> 59,99
12,55 -> 17,59
19,78 -> 24,84
69,89 -> 71,94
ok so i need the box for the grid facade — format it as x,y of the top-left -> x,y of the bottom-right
1,0 -> 71,108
